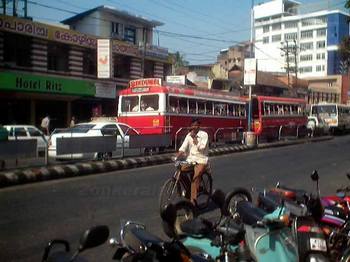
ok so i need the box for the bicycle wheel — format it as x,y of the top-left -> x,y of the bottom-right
196,172 -> 213,210
159,178 -> 184,211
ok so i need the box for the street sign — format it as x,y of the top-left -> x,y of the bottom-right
166,75 -> 186,85
244,58 -> 257,86
97,39 -> 111,79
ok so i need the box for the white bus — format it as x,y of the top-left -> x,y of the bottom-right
309,103 -> 350,133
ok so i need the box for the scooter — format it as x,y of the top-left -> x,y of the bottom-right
41,225 -> 110,262
160,189 -> 252,262
110,212 -> 208,262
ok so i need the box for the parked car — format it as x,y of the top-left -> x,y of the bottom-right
48,122 -> 142,161
0,125 -> 8,141
4,125 -> 48,157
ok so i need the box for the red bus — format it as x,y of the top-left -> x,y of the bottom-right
251,95 -> 308,140
117,78 -> 248,147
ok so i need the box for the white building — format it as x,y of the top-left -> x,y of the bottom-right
254,0 -> 350,78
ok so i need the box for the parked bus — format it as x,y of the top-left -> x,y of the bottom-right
117,78 -> 248,147
251,96 -> 308,140
309,103 -> 350,133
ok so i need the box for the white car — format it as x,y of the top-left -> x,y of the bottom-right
4,125 -> 48,157
48,122 -> 142,161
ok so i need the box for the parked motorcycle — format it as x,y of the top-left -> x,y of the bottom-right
42,225 -> 109,262
110,212 -> 208,262
160,189 -> 252,262
226,171 -> 330,261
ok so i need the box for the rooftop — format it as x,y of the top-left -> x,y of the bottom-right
61,5 -> 163,27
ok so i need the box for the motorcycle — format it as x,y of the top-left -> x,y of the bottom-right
160,189 -> 252,262
42,225 -> 110,262
110,213 -> 208,262
227,171 -> 329,261
263,171 -> 350,261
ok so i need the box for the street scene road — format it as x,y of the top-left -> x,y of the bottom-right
1,135 -> 350,261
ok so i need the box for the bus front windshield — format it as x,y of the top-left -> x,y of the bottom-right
311,105 -> 337,116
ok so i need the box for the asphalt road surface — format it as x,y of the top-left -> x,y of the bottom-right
1,135 -> 350,261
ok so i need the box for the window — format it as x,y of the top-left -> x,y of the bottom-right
205,101 -> 213,115
300,30 -> 313,39
300,54 -> 313,61
83,49 -> 97,76
4,32 -> 31,67
302,16 -> 327,27
189,99 -> 197,114
14,128 -> 27,137
316,41 -> 325,49
263,25 -> 270,33
316,28 -> 326,37
316,53 -> 325,60
111,22 -> 119,34
300,42 -> 313,51
284,32 -> 297,41
28,128 -> 42,137
272,23 -> 281,31
101,124 -> 119,136
299,66 -> 312,73
124,27 -> 136,44
178,97 -> 188,113
121,96 -> 139,112
316,65 -> 325,72
113,54 -> 131,78
140,95 -> 159,111
263,36 -> 269,44
284,21 -> 298,28
144,60 -> 154,78
272,34 -> 281,42
197,100 -> 206,114
119,124 -> 138,136
47,42 -> 69,72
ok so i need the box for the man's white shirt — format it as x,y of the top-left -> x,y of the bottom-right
179,130 -> 209,164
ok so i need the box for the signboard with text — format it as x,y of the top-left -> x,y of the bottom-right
0,71 -> 95,96
97,39 -> 111,79
166,75 -> 186,85
244,58 -> 257,86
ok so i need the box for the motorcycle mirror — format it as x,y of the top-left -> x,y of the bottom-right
78,225 -> 109,253
310,170 -> 319,181
211,189 -> 226,209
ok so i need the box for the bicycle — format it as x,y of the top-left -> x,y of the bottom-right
159,159 -> 213,211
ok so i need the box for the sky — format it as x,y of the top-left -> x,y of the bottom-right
15,0 -> 350,65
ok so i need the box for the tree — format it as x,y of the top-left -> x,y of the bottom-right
346,0 -> 350,9
170,51 -> 189,72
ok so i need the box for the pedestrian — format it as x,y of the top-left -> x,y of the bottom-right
41,115 -> 50,135
70,116 -> 76,127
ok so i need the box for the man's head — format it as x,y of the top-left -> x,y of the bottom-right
190,118 -> 200,135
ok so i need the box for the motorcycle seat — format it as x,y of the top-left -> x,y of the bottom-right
273,185 -> 308,202
180,218 -> 212,237
237,201 -> 267,226
126,227 -> 164,251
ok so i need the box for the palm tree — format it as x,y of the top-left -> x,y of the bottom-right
346,0 -> 350,9
170,52 -> 189,71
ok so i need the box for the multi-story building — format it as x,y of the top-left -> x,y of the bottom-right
217,42 -> 251,71
0,6 -> 171,129
254,0 -> 350,78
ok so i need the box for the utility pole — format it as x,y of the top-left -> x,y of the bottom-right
281,41 -> 290,87
248,0 -> 254,132
293,39 -> 298,89
141,28 -> 147,78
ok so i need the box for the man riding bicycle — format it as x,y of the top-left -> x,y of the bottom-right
176,118 -> 209,205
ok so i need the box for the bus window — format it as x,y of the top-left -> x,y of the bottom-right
169,96 -> 178,113
198,101 -> 205,115
206,101 -> 213,115
252,99 -> 259,118
140,95 -> 159,111
122,96 -> 139,112
239,104 -> 246,117
179,97 -> 188,113
189,99 -> 197,114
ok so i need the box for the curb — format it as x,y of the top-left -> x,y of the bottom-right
0,136 -> 333,188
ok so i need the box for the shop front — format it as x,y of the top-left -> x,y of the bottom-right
0,71 -> 101,131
